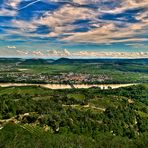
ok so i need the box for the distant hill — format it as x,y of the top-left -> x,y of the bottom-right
0,57 -> 148,65
18,59 -> 55,65
53,58 -> 148,64
0,58 -> 22,64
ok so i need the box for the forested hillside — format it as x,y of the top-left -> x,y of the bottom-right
0,84 -> 148,147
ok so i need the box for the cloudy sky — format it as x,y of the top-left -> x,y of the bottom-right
0,0 -> 148,58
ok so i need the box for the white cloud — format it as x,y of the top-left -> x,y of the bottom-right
64,49 -> 71,56
0,8 -> 17,16
15,49 -> 148,58
73,0 -> 96,5
47,49 -> 71,56
100,0 -> 148,14
31,0 -> 148,44
0,0 -> 21,17
1,0 -> 148,47
5,0 -> 21,9
32,50 -> 44,56
16,50 -> 29,55
11,19 -> 37,34
61,18 -> 148,44
35,4 -> 97,37
126,43 -> 148,49
7,46 -> 16,49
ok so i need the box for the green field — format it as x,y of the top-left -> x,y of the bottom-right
18,63 -> 148,83
2,64 -> 148,83
0,58 -> 148,84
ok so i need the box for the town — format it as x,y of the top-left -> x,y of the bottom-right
0,70 -> 110,84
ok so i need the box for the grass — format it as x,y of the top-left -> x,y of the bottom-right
0,86 -> 54,96
17,64 -> 78,74
32,96 -> 52,101
67,93 -> 85,101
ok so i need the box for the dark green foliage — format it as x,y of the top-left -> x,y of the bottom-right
0,84 -> 148,147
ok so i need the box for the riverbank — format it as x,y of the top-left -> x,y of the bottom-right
0,83 -> 138,89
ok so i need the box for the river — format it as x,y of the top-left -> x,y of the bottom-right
0,83 -> 138,89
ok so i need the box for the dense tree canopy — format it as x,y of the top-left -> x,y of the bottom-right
0,84 -> 148,147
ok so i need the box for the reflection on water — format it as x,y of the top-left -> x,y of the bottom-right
0,83 -> 137,89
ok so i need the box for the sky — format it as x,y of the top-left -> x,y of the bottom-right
0,0 -> 148,58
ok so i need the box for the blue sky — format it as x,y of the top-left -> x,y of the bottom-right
0,0 -> 148,58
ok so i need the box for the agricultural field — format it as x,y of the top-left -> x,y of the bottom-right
0,58 -> 148,84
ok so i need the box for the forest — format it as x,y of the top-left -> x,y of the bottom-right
0,84 -> 148,147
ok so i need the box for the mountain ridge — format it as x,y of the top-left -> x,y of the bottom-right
0,57 -> 148,65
